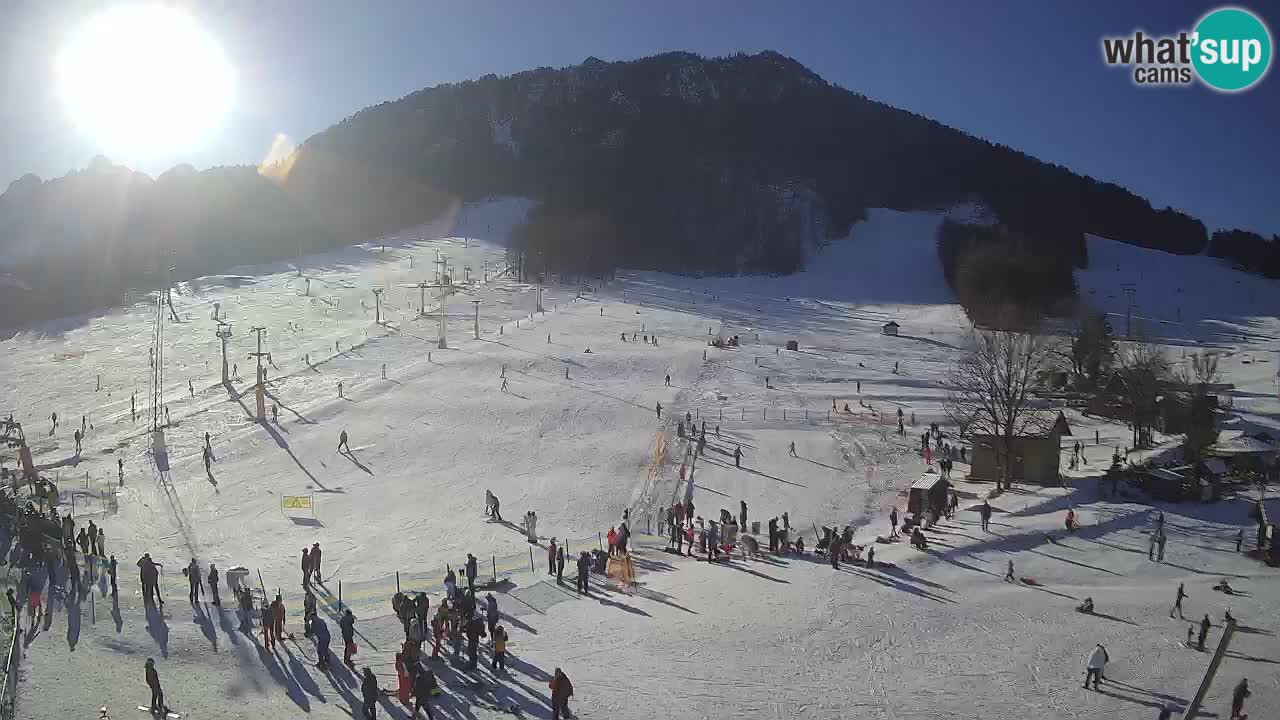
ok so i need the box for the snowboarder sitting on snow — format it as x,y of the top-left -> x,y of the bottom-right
1077,597 -> 1094,614
910,527 -> 928,551
1213,579 -> 1237,595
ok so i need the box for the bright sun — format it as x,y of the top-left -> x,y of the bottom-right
55,5 -> 234,159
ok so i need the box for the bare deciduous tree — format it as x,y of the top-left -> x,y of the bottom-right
1114,341 -> 1170,449
947,329 -> 1056,491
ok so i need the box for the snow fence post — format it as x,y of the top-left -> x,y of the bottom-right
492,556 -> 497,584
529,546 -> 534,572
338,581 -> 343,610
396,572 -> 400,594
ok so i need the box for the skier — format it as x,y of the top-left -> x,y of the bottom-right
865,546 -> 875,568
1231,678 -> 1250,719
1197,614 -> 1211,651
108,555 -> 118,597
526,511 -> 538,543
739,500 -> 747,529
202,446 -> 212,473
338,429 -> 350,452
271,404 -> 278,424
655,401 -> 662,419
361,667 -> 380,719
118,457 -> 124,485
980,500 -> 992,532
73,428 -> 82,455
1157,531 -> 1167,562
188,379 -> 194,397
465,553 -> 478,591
1083,643 -> 1108,689
734,446 -> 743,468
789,441 -> 797,457
1004,559 -> 1015,583
550,668 -> 574,720
665,374 -> 671,386
311,543 -> 323,583
145,658 -> 165,715
381,363 -> 386,379
337,381 -> 343,398
340,609 -> 357,666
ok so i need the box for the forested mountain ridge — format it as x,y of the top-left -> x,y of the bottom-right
0,50 -> 1247,329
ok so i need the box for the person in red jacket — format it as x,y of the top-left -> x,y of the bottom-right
549,667 -> 573,720
606,528 -> 618,557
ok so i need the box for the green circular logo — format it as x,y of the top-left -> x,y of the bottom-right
1192,7 -> 1272,91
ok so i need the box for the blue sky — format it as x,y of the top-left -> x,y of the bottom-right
1,1 -> 1276,236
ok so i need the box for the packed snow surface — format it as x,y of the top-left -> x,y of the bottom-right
2,204 -> 1277,720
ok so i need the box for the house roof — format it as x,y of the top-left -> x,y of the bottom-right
882,321 -> 899,328
1052,411 -> 1072,437
1206,434 -> 1277,457
910,473 -> 950,491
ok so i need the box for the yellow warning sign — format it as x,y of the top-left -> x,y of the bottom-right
282,495 -> 313,510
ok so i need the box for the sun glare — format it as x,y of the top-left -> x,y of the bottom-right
55,5 -> 234,160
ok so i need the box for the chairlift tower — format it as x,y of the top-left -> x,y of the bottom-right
372,288 -> 384,325
215,321 -> 233,383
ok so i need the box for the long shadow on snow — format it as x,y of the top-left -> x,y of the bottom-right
841,566 -> 954,604
259,418 -> 343,493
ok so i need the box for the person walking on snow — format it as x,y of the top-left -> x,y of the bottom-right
889,508 -> 899,539
1004,559 -> 1015,583
655,401 -> 662,419
312,615 -> 332,670
550,668 -> 574,720
980,500 -> 992,532
1197,614 -> 1211,651
272,593 -> 287,643
340,609 -> 357,666
301,547 -> 312,587
1231,678 -> 1250,719
311,543 -> 323,583
576,552 -> 591,595
734,446 -> 743,468
556,545 -> 565,584
207,564 -> 220,606
1170,582 -> 1186,619
338,429 -> 350,452
186,558 -> 203,604
1083,644 -> 1108,689
361,667 -> 380,720
548,539 -> 558,575
739,501 -> 748,530
465,553 -> 478,591
665,374 -> 671,386
789,441 -> 797,457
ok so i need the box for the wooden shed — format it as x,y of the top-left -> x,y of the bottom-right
969,415 -> 1069,485
907,473 -> 951,519
882,321 -> 899,336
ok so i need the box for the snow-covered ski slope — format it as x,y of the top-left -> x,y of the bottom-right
5,203 -> 1279,720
